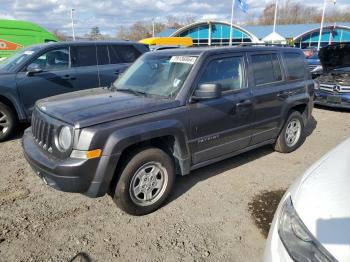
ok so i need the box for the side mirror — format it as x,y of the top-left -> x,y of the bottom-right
192,83 -> 222,101
26,63 -> 43,76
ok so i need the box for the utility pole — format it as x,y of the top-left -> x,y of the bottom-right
71,8 -> 76,41
229,0 -> 235,46
273,0 -> 278,33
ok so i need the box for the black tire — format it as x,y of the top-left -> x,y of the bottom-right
112,147 -> 175,216
0,102 -> 17,142
274,111 -> 305,153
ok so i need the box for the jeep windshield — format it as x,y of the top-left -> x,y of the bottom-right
0,46 -> 40,72
113,54 -> 197,98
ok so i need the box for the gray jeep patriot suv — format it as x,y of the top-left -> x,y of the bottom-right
23,46 -> 314,215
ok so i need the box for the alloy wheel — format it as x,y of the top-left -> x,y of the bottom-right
129,161 -> 168,206
285,119 -> 301,147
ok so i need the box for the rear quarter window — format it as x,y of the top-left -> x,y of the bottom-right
112,45 -> 141,63
283,52 -> 306,80
251,53 -> 283,86
96,45 -> 109,65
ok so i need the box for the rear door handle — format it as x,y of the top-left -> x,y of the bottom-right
236,99 -> 253,107
277,91 -> 291,99
114,69 -> 124,75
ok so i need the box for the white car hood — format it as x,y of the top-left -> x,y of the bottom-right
290,138 -> 350,261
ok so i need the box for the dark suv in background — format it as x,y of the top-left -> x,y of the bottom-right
0,41 -> 148,141
23,46 -> 314,215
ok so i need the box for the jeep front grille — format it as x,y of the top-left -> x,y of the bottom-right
32,111 -> 54,153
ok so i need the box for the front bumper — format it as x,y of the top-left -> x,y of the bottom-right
264,193 -> 293,262
314,90 -> 350,109
22,128 -> 119,197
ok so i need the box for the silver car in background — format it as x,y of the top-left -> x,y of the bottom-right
264,138 -> 350,262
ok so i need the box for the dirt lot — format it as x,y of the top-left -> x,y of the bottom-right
0,107 -> 349,262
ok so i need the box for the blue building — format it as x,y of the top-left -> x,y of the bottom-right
158,21 -> 350,48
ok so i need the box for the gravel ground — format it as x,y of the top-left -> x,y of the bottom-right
0,107 -> 349,262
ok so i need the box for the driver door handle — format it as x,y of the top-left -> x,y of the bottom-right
236,99 -> 253,107
277,91 -> 292,99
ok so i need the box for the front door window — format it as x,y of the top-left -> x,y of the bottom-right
28,48 -> 70,71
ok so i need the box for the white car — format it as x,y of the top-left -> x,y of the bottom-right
264,138 -> 350,262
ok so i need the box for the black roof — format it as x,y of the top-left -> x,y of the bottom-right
33,40 -> 143,49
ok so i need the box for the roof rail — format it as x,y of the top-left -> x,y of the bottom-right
238,43 -> 293,47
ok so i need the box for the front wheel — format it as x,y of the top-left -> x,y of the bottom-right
0,102 -> 17,142
274,111 -> 305,153
112,147 -> 175,215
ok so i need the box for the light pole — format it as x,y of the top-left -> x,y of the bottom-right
229,0 -> 235,46
317,0 -> 336,51
71,8 -> 76,41
273,0 -> 278,34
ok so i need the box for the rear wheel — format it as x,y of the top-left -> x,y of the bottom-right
112,147 -> 175,215
0,102 -> 17,142
274,111 -> 305,153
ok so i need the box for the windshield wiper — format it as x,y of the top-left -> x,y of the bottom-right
117,88 -> 148,97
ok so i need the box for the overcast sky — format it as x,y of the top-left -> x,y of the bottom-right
1,0 -> 350,36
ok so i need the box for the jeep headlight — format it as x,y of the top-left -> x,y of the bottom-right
57,126 -> 73,152
278,197 -> 336,262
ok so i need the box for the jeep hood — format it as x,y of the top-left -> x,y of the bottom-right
37,88 -> 179,128
318,43 -> 350,71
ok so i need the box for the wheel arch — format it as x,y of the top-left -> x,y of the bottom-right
0,93 -> 26,121
288,103 -> 309,126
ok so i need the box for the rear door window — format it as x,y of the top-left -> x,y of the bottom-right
73,45 -> 97,67
283,52 -> 306,80
96,45 -> 110,65
112,45 -> 141,63
198,56 -> 245,92
108,45 -> 123,64
251,53 -> 283,86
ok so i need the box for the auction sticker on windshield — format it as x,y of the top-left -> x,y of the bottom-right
170,56 -> 197,64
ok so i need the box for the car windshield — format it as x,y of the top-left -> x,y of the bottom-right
0,46 -> 40,72
113,54 -> 197,98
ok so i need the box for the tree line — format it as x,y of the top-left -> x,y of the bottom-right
254,0 -> 350,25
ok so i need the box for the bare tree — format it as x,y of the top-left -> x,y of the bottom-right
86,26 -> 103,40
52,29 -> 69,41
115,15 -> 197,41
257,0 -> 350,25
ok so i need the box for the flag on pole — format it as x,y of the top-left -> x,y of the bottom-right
237,0 -> 249,13
230,0 -> 249,46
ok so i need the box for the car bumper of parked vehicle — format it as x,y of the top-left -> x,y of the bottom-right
22,128 -> 119,198
264,194 -> 294,262
314,90 -> 350,109
264,222 -> 293,262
